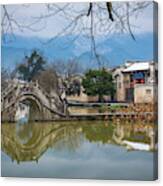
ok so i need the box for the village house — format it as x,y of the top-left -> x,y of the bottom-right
113,60 -> 158,103
61,60 -> 157,104
62,74 -> 112,103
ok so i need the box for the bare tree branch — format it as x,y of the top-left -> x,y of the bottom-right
1,2 -> 151,67
126,2 -> 136,41
106,2 -> 114,22
87,3 -> 92,17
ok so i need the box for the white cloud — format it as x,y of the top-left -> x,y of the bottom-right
2,2 -> 154,38
130,3 -> 154,34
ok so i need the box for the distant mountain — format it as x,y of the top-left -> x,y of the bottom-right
95,33 -> 154,67
1,33 -> 153,71
1,46 -> 29,70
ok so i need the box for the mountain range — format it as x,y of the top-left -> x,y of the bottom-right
1,33 -> 154,72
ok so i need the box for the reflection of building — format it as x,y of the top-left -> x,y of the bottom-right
113,61 -> 158,103
1,121 -> 156,163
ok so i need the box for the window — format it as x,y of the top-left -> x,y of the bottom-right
146,89 -> 151,94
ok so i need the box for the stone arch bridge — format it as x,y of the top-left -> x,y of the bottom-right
1,79 -> 67,122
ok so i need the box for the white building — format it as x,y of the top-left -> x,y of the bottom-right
113,61 -> 158,103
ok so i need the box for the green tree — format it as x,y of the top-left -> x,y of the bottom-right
17,50 -> 46,82
82,69 -> 115,102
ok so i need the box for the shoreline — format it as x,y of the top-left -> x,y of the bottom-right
1,111 -> 157,123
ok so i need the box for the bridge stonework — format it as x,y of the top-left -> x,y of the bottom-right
1,79 -> 67,122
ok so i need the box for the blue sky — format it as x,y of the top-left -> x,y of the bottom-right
1,2 -> 155,71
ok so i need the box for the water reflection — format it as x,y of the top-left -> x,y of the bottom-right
1,121 -> 157,164
16,122 -> 33,144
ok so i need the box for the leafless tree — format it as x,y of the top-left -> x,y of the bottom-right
1,68 -> 10,90
33,66 -> 59,94
52,59 -> 82,79
51,60 -> 83,96
1,5 -> 46,42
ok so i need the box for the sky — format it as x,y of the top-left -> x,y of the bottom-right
2,2 -> 154,38
1,2 -> 156,71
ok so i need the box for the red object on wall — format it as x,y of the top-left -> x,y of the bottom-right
140,79 -> 145,83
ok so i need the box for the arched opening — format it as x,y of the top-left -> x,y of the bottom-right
18,95 -> 43,121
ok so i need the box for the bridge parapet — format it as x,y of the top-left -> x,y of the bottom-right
2,79 -> 66,122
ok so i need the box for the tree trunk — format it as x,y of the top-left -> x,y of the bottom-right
98,94 -> 104,102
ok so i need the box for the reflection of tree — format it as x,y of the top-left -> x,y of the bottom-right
82,121 -> 156,150
82,123 -> 114,144
53,125 -> 83,152
1,121 -> 157,163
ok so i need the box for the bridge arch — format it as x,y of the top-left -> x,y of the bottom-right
2,80 -> 66,122
18,93 -> 44,121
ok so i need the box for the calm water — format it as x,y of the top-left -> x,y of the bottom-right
1,121 -> 157,180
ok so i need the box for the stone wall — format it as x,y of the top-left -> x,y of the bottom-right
134,84 -> 157,103
67,91 -> 111,102
112,67 -> 126,102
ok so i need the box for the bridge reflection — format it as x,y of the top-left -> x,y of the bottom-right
1,121 -> 157,163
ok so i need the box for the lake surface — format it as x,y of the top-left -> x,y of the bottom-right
1,121 -> 157,180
